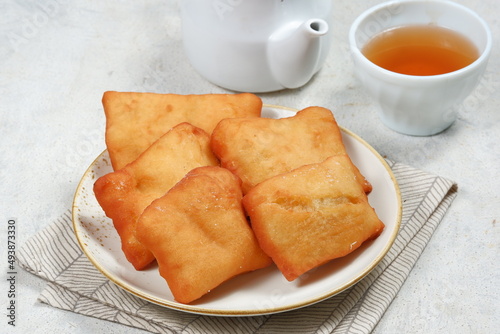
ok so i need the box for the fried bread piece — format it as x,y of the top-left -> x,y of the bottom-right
103,91 -> 262,170
210,106 -> 371,194
242,155 -> 384,281
94,123 -> 219,270
136,166 -> 272,304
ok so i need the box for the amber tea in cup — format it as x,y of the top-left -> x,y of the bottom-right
362,24 -> 480,76
349,0 -> 492,136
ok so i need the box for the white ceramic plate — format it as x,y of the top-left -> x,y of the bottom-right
72,105 -> 401,316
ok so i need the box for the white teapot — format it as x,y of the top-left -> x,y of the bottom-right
180,0 -> 333,92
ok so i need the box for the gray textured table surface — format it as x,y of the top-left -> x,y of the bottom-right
1,0 -> 498,333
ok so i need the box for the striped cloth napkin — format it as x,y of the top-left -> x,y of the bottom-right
17,160 -> 457,334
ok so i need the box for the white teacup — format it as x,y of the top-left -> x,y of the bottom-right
349,0 -> 492,136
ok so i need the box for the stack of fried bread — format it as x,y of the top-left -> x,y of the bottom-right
93,91 -> 384,304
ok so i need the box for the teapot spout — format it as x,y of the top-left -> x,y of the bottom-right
267,18 -> 329,89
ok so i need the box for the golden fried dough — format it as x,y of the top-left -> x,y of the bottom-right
103,91 -> 262,170
94,123 -> 219,270
210,106 -> 371,194
242,155 -> 385,281
136,166 -> 272,304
